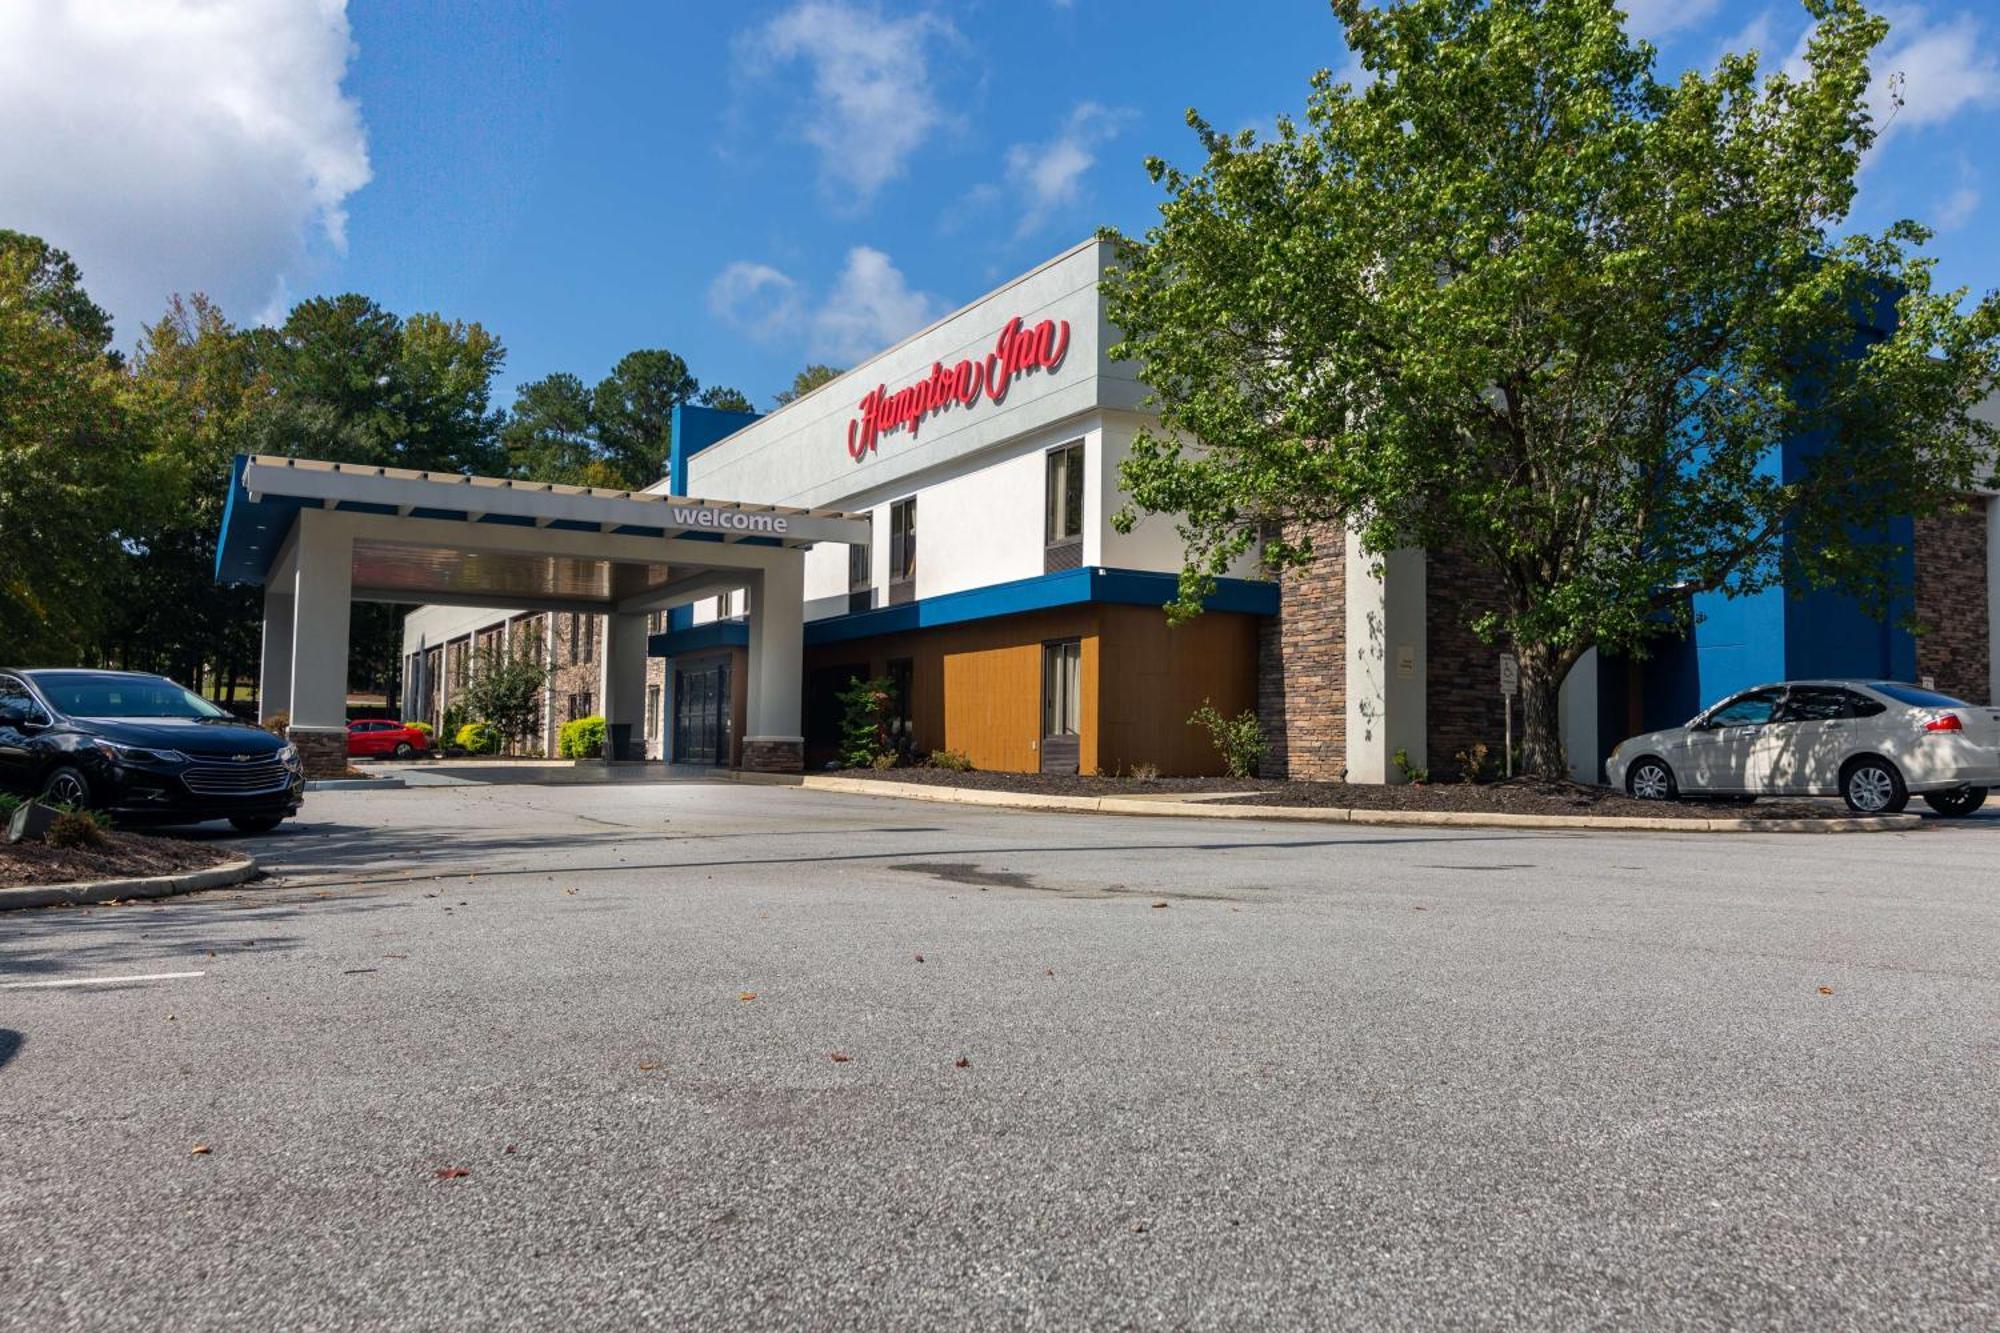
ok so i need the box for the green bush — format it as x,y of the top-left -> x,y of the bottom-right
408,721 -> 434,738
0,792 -> 21,819
837,675 -> 897,768
1188,701 -> 1266,779
926,748 -> 973,772
46,809 -> 107,849
558,714 -> 607,759
455,721 -> 501,755
1392,747 -> 1431,785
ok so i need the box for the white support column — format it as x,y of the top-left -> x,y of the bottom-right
744,553 -> 805,772
285,509 -> 354,776
600,611 -> 649,760
258,584 -> 294,724
1987,494 -> 1999,707
1343,530 -> 1427,784
1559,648 -> 1601,784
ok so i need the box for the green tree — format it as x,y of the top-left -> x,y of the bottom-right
500,372 -> 612,486
1102,0 -> 2000,776
698,384 -> 756,413
457,645 -> 551,752
0,231 -> 147,663
773,362 -> 845,406
592,349 -> 697,487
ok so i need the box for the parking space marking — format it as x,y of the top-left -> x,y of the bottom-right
0,970 -> 208,990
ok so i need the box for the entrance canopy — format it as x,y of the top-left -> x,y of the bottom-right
215,455 -> 868,774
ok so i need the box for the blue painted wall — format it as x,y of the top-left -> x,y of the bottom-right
665,403 -> 760,631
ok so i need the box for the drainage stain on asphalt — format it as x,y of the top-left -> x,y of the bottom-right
889,862 -> 1244,903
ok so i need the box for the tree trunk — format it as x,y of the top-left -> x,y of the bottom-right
1516,644 -> 1570,779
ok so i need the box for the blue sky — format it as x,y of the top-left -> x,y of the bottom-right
3,2 -> 1996,409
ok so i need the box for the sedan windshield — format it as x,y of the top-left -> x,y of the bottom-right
31,673 -> 229,720
1867,682 -> 1970,709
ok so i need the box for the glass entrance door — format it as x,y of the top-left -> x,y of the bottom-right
673,660 -> 730,765
1040,639 -> 1081,774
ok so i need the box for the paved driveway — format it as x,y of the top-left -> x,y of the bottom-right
1,781 -> 1995,1329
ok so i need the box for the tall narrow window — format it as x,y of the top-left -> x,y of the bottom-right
848,541 -> 872,614
1045,441 -> 1085,572
889,498 -> 917,605
1039,638 -> 1083,775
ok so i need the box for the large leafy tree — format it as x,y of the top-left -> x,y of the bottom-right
773,362 -> 845,406
500,372 -> 612,487
0,231 -> 149,663
1103,0 -> 2000,776
591,348 -> 698,487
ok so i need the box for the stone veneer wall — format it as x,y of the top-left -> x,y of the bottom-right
740,738 -> 803,773
288,727 -> 348,779
544,611 -> 601,753
1424,545 -> 1513,780
1257,523 -> 1345,780
1914,500 -> 1992,704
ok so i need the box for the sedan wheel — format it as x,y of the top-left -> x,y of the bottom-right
1626,759 -> 1676,801
1921,786 -> 1987,818
394,741 -> 415,758
1841,757 -> 1909,815
41,765 -> 94,810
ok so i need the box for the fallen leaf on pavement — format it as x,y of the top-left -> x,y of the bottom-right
1818,986 -> 1834,995
1412,906 -> 1429,912
190,1144 -> 211,1156
1152,901 -> 1169,909
829,1053 -> 851,1063
739,992 -> 758,1002
1045,968 -> 1055,977
914,953 -> 925,963
435,1166 -> 471,1180
504,1145 -> 518,1154
954,1056 -> 971,1068
638,1061 -> 662,1071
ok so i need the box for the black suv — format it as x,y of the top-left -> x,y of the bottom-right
0,670 -> 304,833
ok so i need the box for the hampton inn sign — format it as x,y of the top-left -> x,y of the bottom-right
845,315 -> 1072,460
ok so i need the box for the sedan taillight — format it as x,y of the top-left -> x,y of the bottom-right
1923,713 -> 1964,734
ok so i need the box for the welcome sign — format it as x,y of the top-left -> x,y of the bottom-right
667,505 -> 791,535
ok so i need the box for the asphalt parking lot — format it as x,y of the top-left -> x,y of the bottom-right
2,779 -> 1996,1330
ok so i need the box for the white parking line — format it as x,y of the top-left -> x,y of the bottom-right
0,970 -> 208,990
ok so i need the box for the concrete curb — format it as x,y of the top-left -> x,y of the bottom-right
799,776 -> 1922,834
305,777 -> 407,791
0,855 -> 261,912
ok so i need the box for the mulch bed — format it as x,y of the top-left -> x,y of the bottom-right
830,768 -> 1856,821
0,830 -> 237,890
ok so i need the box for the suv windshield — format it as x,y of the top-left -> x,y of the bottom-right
1868,682 -> 1970,709
30,672 -> 229,720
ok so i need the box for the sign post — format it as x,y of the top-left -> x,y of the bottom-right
1499,654 -> 1519,778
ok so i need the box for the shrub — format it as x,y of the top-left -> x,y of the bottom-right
837,675 -> 897,768
1188,701 -> 1266,779
262,711 -> 289,736
926,748 -> 973,773
870,751 -> 899,770
0,792 -> 20,819
1392,747 -> 1431,785
441,703 -> 468,743
558,714 -> 607,759
1453,742 -> 1490,783
45,809 -> 107,849
1127,761 -> 1160,783
455,721 -> 501,755
408,721 -> 434,738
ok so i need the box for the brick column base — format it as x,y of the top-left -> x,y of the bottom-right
288,727 -> 349,779
740,737 -> 804,774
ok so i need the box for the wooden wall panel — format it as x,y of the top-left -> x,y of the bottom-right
804,607 -> 1100,773
1096,606 -> 1261,776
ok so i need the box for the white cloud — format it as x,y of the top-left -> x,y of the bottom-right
1618,0 -> 1723,41
999,102 -> 1133,239
707,245 -> 945,363
1934,157 -> 1981,231
0,0 -> 370,340
736,1 -> 964,212
809,246 -> 943,362
1867,8 -> 2000,142
707,261 -> 805,342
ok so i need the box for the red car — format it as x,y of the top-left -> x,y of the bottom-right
347,719 -> 431,759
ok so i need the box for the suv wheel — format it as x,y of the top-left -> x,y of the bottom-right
1625,758 -> 1677,801
41,765 -> 94,809
1921,786 -> 1987,818
1841,757 -> 1909,815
